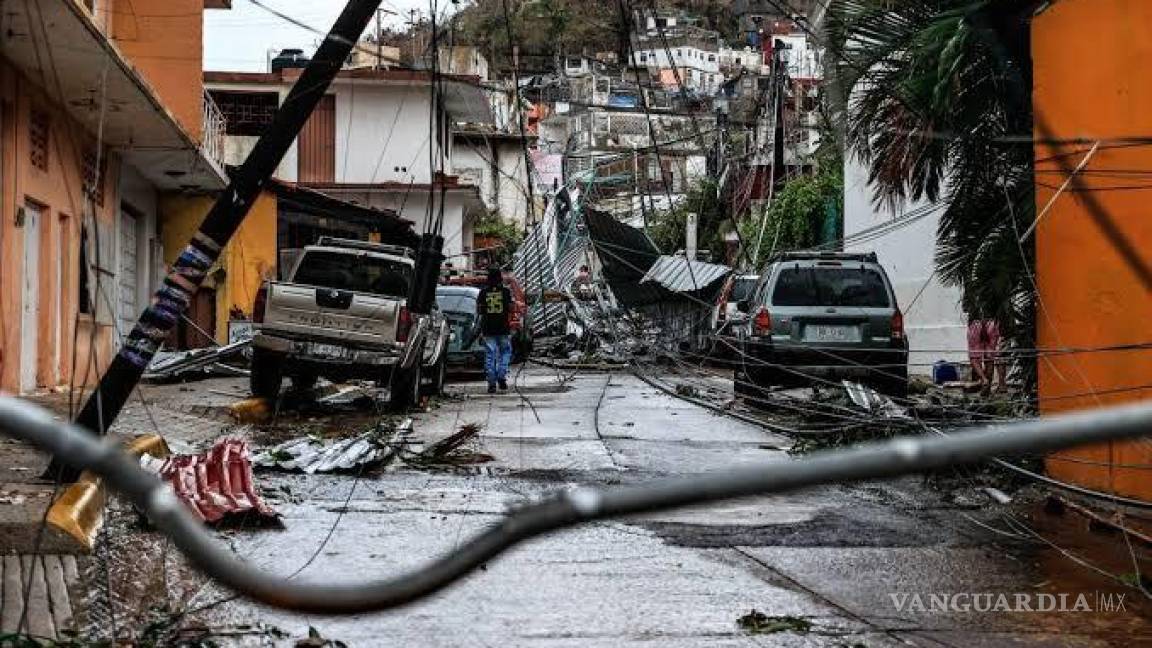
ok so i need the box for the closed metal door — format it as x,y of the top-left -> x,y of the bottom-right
20,202 -> 41,392
298,94 -> 335,183
118,208 -> 139,341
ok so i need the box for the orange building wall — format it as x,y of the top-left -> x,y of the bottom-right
107,0 -> 205,140
1033,0 -> 1152,500
0,60 -> 118,394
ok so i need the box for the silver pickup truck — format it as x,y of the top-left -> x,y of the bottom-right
250,237 -> 449,410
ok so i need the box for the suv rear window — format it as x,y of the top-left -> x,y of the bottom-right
293,251 -> 414,298
771,267 -> 891,308
730,277 -> 758,302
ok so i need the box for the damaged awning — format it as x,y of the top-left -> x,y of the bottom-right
268,179 -> 419,250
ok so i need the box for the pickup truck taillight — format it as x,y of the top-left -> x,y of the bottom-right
253,285 -> 269,324
752,307 -> 772,336
397,306 -> 413,343
892,308 -> 905,340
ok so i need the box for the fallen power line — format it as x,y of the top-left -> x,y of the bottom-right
1,394 -> 1151,614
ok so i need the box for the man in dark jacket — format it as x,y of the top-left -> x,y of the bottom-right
477,267 -> 514,394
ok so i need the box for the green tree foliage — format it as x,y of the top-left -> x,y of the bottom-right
646,179 -> 729,262
739,170 -> 844,268
473,214 -> 525,267
826,0 -> 1037,383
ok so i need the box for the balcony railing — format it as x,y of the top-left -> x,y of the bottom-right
201,89 -> 227,170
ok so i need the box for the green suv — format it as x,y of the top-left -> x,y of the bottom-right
734,252 -> 909,398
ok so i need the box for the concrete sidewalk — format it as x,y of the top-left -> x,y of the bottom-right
0,380 -> 243,642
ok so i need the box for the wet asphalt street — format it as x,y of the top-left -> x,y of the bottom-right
194,366 -> 1150,646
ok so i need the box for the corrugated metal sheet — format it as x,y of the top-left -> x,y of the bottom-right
641,256 -> 732,294
515,219 -> 563,335
298,94 -> 335,183
254,419 -> 411,474
142,438 -> 278,524
515,188 -> 591,336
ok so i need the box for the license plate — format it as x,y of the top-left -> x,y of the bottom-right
310,343 -> 351,359
804,325 -> 861,343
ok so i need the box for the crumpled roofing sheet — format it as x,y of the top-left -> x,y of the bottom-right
641,255 -> 732,294
141,438 -> 278,523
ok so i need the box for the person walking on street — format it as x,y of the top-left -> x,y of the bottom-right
967,316 -> 1005,394
478,267 -> 514,394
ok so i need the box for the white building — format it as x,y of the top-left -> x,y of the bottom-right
630,42 -> 723,95
719,45 -> 766,75
629,13 -> 723,95
773,33 -> 822,81
205,68 -> 493,263
844,156 -> 967,371
452,130 -> 537,227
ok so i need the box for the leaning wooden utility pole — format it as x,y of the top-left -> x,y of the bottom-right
47,0 -> 385,481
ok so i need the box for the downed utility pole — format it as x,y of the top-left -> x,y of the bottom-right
47,0 -> 384,481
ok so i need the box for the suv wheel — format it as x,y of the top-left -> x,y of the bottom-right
290,371 -> 318,392
388,362 -> 423,411
250,349 -> 284,399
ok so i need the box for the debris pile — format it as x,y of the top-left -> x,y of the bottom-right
842,381 -> 910,420
143,341 -> 251,382
736,610 -> 812,635
255,419 -> 412,474
404,423 -> 492,467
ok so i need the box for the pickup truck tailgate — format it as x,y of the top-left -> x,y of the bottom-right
263,282 -> 401,346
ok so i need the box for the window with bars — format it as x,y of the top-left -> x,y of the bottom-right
29,108 -> 50,172
209,90 -> 280,137
81,146 -> 106,206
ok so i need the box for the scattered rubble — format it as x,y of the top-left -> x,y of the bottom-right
140,438 -> 279,525
404,423 -> 492,467
736,610 -> 812,635
842,381 -> 910,419
255,419 -> 412,474
295,626 -> 348,648
143,341 -> 251,382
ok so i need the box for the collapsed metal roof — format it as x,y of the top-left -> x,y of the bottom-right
641,256 -> 732,294
583,208 -> 665,308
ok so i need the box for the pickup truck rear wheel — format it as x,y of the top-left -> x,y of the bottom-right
250,349 -> 284,400
423,354 -> 447,397
388,363 -> 422,411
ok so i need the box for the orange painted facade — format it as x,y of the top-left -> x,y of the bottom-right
106,0 -> 206,139
1033,0 -> 1152,500
1,1 -> 226,394
0,60 -> 118,393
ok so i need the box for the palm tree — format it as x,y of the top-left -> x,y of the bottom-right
825,0 -> 1039,386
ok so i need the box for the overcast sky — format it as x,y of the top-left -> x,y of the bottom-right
204,0 -> 458,72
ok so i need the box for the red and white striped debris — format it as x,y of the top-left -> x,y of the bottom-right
141,438 -> 279,524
